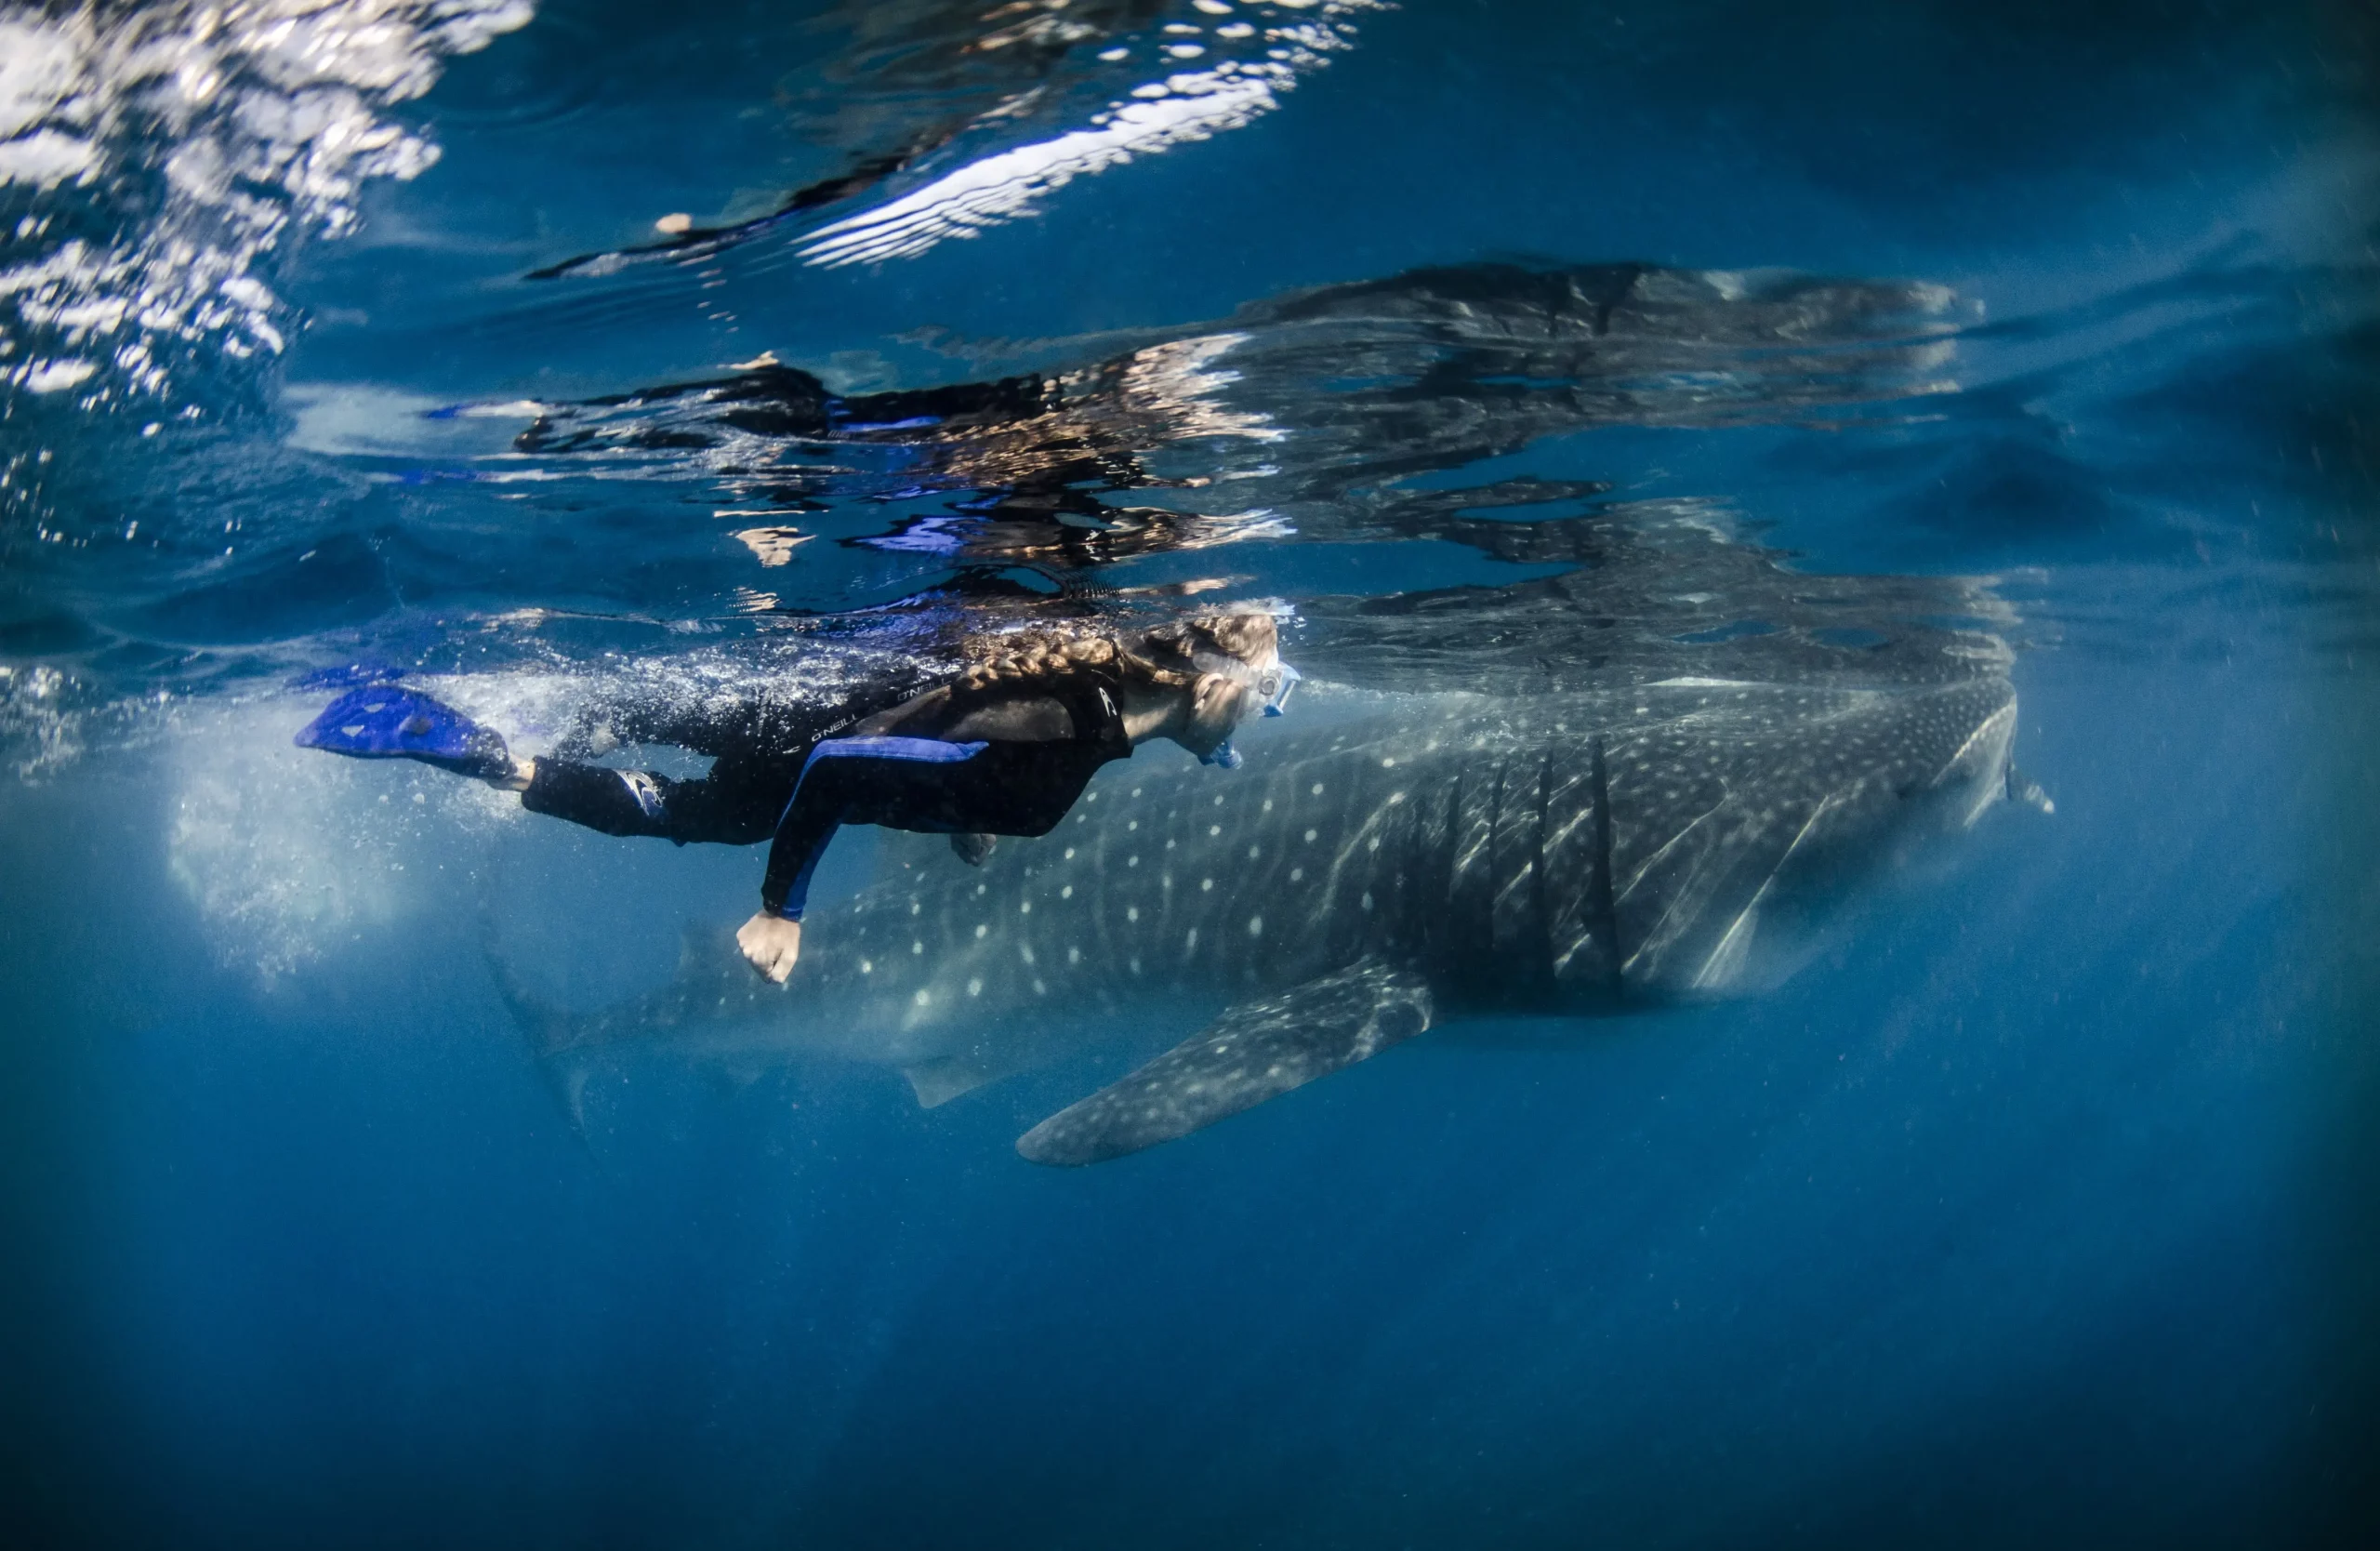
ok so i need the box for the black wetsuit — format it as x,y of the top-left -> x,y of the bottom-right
520,675 -> 1134,921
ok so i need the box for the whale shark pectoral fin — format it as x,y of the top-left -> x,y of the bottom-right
529,1052 -> 599,1155
1014,959 -> 1435,1167
904,1053 -> 1016,1109
2005,762 -> 2055,816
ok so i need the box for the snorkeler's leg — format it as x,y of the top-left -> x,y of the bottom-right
519,761 -> 683,839
520,752 -> 790,844
565,669 -> 945,763
559,690 -> 762,762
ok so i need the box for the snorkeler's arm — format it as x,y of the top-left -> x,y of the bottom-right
738,684 -> 1125,982
742,735 -> 991,982
757,736 -> 994,920
737,911 -> 803,984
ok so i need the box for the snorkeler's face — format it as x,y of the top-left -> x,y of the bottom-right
1182,673 -> 1254,753
1174,624 -> 1293,757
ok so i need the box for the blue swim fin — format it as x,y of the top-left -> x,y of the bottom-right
295,685 -> 514,781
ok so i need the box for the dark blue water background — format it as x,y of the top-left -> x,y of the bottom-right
3,2 -> 2377,1545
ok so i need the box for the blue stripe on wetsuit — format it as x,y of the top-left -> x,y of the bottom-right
765,736 -> 989,921
798,736 -> 989,776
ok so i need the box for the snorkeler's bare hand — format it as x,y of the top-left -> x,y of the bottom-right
737,911 -> 803,983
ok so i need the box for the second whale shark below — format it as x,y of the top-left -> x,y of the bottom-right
505,669 -> 2030,1166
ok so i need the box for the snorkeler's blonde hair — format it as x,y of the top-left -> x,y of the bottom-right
957,609 -> 1277,696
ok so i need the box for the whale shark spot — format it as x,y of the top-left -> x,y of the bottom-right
860,960 -> 872,974
1068,947 -> 1081,964
974,923 -> 988,938
914,989 -> 931,1006
968,979 -> 983,997
1062,885 -> 1073,898
911,940 -> 923,954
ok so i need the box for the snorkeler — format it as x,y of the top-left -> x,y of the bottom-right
295,612 -> 1298,983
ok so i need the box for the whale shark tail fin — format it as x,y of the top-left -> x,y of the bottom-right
1014,959 -> 1434,1166
477,933 -> 603,1144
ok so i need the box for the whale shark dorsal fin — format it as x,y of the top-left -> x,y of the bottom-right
1014,959 -> 1435,1166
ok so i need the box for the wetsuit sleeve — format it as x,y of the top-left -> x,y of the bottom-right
760,736 -> 989,920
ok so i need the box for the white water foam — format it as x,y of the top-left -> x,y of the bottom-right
0,0 -> 533,406
164,681 -> 556,985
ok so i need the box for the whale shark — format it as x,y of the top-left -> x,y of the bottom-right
503,659 -> 2023,1166
460,258 -> 2025,1163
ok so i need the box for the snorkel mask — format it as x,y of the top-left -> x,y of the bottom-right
1193,656 -> 1302,767
1255,661 -> 1302,717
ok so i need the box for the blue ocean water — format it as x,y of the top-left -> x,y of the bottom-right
2,1 -> 2376,1545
